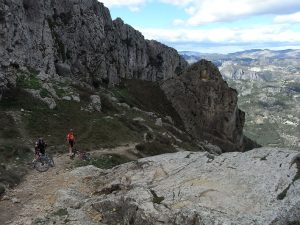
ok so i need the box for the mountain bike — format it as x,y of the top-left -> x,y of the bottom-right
70,148 -> 91,161
33,153 -> 55,172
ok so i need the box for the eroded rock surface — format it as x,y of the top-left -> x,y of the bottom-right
18,148 -> 300,225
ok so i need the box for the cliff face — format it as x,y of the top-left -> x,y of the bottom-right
0,0 -> 255,152
0,0 -> 187,94
161,60 -> 252,152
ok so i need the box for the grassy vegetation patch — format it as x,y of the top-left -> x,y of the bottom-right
287,222 -> 300,225
78,117 -> 142,149
112,79 -> 184,129
40,88 -> 51,98
135,134 -> 176,156
177,141 -> 201,152
0,144 -> 31,163
52,208 -> 68,217
0,112 -> 20,139
100,93 -> 119,113
74,154 -> 132,169
244,120 -> 282,147
0,87 -> 145,153
71,83 -> 95,102
150,189 -> 164,204
0,88 -> 48,111
20,99 -> 142,150
54,86 -> 67,98
1,81 -> 193,162
118,117 -> 148,133
0,165 -> 27,189
16,73 -> 41,90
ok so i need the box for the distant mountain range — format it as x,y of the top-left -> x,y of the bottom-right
180,49 -> 300,81
180,48 -> 300,95
181,49 -> 300,149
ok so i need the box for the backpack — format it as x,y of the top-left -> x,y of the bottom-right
37,140 -> 46,149
67,133 -> 74,141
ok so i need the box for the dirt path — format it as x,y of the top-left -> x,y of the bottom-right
0,143 -> 138,225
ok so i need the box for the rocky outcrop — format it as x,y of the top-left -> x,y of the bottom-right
0,0 -> 187,90
30,148 -> 300,225
161,60 -> 254,152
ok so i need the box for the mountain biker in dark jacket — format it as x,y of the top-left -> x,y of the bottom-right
34,137 -> 47,160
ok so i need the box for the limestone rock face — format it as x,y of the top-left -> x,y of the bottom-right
0,0 -> 187,89
39,148 -> 300,225
89,95 -> 101,112
161,60 -> 256,152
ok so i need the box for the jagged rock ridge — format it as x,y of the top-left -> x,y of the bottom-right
161,60 -> 258,152
0,0 -> 187,96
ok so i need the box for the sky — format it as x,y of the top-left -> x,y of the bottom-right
100,0 -> 300,53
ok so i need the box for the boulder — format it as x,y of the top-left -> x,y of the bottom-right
71,95 -> 80,102
62,96 -> 71,101
133,117 -> 145,122
155,118 -> 163,127
43,97 -> 57,109
11,198 -> 20,204
117,102 -> 130,109
90,95 -> 101,112
165,116 -> 174,124
25,89 -> 56,109
55,63 -> 72,77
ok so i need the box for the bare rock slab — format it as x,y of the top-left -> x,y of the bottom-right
50,148 -> 300,225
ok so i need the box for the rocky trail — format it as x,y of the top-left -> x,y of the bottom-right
0,143 -> 138,225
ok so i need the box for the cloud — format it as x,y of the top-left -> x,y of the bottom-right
100,0 -> 148,11
159,0 -> 300,25
138,25 -> 300,52
274,11 -> 300,23
160,0 -> 194,6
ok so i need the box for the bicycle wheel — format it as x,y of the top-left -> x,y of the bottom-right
46,154 -> 55,167
34,158 -> 49,172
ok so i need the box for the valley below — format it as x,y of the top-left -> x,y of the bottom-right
182,49 -> 300,149
229,79 -> 300,149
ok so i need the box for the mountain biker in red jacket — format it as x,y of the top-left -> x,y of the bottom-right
66,129 -> 75,156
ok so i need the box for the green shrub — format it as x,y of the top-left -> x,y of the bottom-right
17,74 -> 41,90
52,208 -> 68,217
40,89 -> 51,98
135,134 -> 176,156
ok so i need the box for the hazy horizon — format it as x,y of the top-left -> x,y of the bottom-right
101,0 -> 300,54
178,47 -> 300,54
